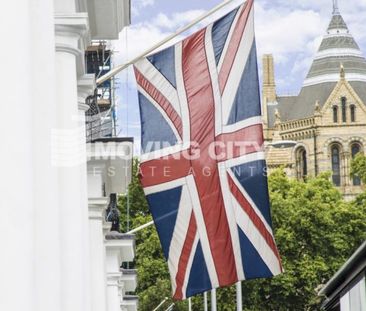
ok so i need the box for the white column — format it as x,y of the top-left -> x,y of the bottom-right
106,247 -> 123,311
105,236 -> 135,311
107,274 -> 123,311
0,1 -> 61,311
54,0 -> 76,14
89,198 -> 109,311
79,74 -> 96,311
54,14 -> 91,311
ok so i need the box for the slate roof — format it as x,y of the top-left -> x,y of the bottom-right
327,14 -> 348,31
307,56 -> 366,79
267,11 -> 366,127
306,12 -> 366,80
318,36 -> 359,52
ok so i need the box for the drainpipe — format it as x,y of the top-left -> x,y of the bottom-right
314,130 -> 319,176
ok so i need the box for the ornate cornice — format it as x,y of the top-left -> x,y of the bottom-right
55,13 -> 90,77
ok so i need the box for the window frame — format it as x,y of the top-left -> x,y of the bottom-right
351,143 -> 362,186
331,144 -> 341,187
333,105 -> 339,123
341,97 -> 347,123
350,105 -> 356,123
296,147 -> 308,180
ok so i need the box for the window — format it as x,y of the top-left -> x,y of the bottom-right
340,276 -> 366,311
331,145 -> 341,186
333,106 -> 339,123
350,105 -> 356,122
342,97 -> 347,122
296,148 -> 307,180
352,144 -> 361,186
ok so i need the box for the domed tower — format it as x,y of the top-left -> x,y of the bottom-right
304,0 -> 366,88
265,0 -> 366,197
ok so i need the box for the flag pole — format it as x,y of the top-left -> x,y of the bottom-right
96,0 -> 236,85
153,297 -> 169,311
211,289 -> 217,311
126,220 -> 154,234
204,292 -> 208,311
236,282 -> 242,311
188,298 -> 192,311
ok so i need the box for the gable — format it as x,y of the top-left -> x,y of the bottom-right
321,79 -> 366,125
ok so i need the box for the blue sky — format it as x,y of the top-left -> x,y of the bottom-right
112,0 -> 366,153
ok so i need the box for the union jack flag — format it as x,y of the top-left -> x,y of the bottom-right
134,0 -> 282,300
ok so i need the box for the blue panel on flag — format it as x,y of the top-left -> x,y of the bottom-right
231,160 -> 273,226
147,46 -> 177,88
186,242 -> 212,297
238,226 -> 273,279
138,91 -> 178,153
212,7 -> 239,65
146,186 -> 182,259
227,41 -> 261,125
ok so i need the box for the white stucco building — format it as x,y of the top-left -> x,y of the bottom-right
0,1 -> 136,311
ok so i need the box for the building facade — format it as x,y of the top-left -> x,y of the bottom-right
0,1 -> 135,311
263,2 -> 366,199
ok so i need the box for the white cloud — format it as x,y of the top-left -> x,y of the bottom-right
255,2 -> 327,63
131,0 -> 155,17
153,10 -> 206,30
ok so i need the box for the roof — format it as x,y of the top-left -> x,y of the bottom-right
306,56 -> 366,79
327,13 -> 348,31
268,10 -> 366,126
305,12 -> 366,83
318,36 -> 359,52
268,83 -> 335,126
319,241 -> 366,309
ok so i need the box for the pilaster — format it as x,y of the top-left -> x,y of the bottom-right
54,11 -> 92,311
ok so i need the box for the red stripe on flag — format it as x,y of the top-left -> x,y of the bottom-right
140,153 -> 190,188
182,28 -> 238,286
216,124 -> 264,162
173,212 -> 197,300
134,67 -> 183,139
227,174 -> 282,266
219,0 -> 253,94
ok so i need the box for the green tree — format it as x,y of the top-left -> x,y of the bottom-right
119,162 -> 366,311
240,170 -> 366,311
351,153 -> 366,184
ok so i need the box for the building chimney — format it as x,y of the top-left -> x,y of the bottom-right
262,54 -> 277,103
262,55 -> 277,134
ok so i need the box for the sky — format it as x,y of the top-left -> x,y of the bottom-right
111,0 -> 366,154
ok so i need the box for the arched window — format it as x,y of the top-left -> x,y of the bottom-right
341,97 -> 347,122
351,144 -> 361,186
331,145 -> 341,186
296,148 -> 307,180
350,105 -> 356,122
333,106 -> 338,123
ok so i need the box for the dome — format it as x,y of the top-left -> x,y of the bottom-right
303,9 -> 366,87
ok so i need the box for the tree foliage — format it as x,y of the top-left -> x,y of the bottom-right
351,153 -> 366,184
119,161 -> 366,311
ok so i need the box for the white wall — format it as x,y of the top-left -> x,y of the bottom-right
0,1 -> 61,311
